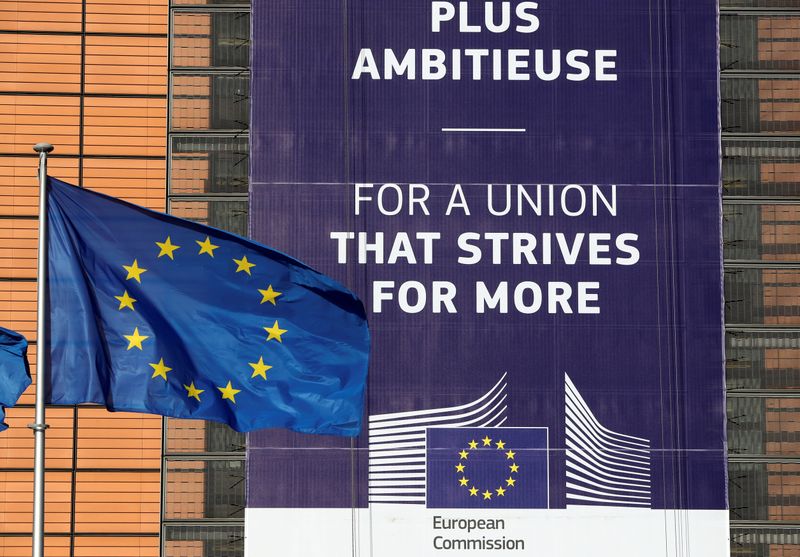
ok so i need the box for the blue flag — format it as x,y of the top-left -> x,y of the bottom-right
45,177 -> 369,436
0,327 -> 31,432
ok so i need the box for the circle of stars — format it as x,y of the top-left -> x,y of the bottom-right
112,234 -> 288,407
454,435 -> 518,501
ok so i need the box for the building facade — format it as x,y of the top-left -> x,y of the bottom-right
1,0 -> 799,555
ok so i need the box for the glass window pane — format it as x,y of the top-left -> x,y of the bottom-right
727,331 -> 800,391
722,78 -> 800,135
724,203 -> 800,262
165,460 -> 245,519
730,528 -> 800,557
728,462 -> 800,521
724,139 -> 800,197
169,199 -> 248,236
164,524 -> 244,557
725,267 -> 800,325
165,419 -> 245,454
721,15 -> 800,72
728,397 -> 800,457
171,73 -> 249,131
170,136 -> 248,195
172,12 -> 250,69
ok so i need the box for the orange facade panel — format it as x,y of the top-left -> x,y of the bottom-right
758,18 -> 800,63
763,270 -> 800,325
0,159 -> 167,212
73,536 -> 159,557
0,281 -> 36,340
82,97 -> 166,157
171,75 -> 212,130
165,419 -> 206,453
0,157 -> 79,217
76,409 -> 162,469
0,218 -> 38,280
0,408 -> 74,469
170,201 -> 210,225
85,0 -> 168,35
82,158 -> 167,212
761,205 -> 800,262
172,14 -> 211,68
0,535 -> 70,557
0,1 -> 82,34
761,162 -> 800,185
0,34 -> 81,93
0,96 -> 80,156
85,35 -> 168,96
74,471 -> 160,534
0,471 -> 72,534
169,155 -> 210,195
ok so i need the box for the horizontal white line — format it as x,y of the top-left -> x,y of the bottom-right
368,457 -> 426,466
369,472 -> 426,480
369,480 -> 426,487
368,464 -> 426,473
566,496 -> 650,507
442,128 -> 526,132
369,496 -> 426,503
370,449 -> 427,459
369,487 -> 426,495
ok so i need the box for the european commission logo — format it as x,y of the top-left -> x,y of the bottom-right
367,375 -> 549,508
426,427 -> 548,508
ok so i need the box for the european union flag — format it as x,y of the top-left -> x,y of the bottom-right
45,178 -> 369,436
0,327 -> 31,432
426,427 -> 549,508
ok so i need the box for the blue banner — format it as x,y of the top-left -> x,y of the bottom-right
246,0 -> 726,554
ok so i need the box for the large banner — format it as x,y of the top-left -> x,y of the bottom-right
246,0 -> 727,555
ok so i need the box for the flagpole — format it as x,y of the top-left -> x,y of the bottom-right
30,142 -> 53,557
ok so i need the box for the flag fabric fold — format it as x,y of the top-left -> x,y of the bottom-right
45,177 -> 369,436
0,326 -> 31,432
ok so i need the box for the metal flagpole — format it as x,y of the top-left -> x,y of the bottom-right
30,142 -> 53,557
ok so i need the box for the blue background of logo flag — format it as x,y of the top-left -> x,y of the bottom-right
426,427 -> 548,509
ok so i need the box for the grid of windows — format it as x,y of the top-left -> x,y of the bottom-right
165,2 -> 249,555
722,3 -> 800,555
0,1 -> 168,555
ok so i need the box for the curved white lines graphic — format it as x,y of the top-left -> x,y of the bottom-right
565,373 -> 652,508
368,374 -> 508,505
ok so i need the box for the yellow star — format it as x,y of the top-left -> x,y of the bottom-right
505,450 -> 516,460
458,477 -> 469,487
258,285 -> 282,305
495,440 -> 506,450
218,381 -> 241,403
149,358 -> 172,381
123,259 -> 147,283
481,435 -> 492,446
469,487 -> 479,497
264,320 -> 287,343
156,236 -> 180,259
184,382 -> 204,402
455,463 -> 465,473
509,463 -> 519,473
249,356 -> 272,380
482,490 -> 493,500
506,476 -> 517,487
115,290 -> 137,311
196,236 -> 219,257
123,327 -> 149,351
234,255 -> 256,275
496,486 -> 506,497
468,439 -> 478,449
458,449 -> 469,460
